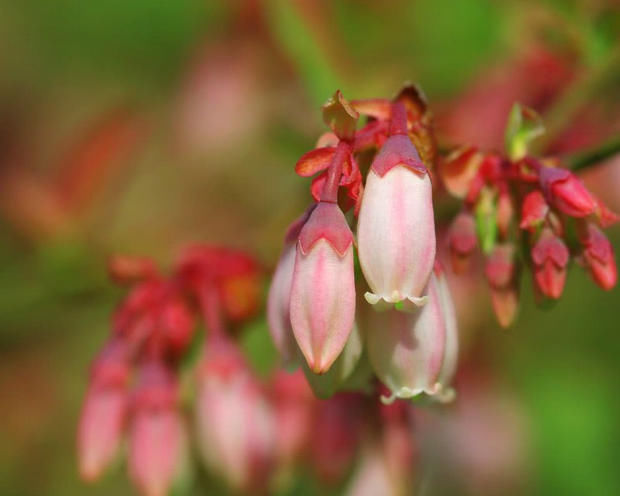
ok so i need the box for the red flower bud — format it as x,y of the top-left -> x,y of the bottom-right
485,244 -> 519,327
579,223 -> 617,290
531,229 -> 570,299
539,167 -> 595,218
448,211 -> 477,273
520,190 -> 549,232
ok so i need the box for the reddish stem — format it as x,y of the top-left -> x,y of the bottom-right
390,102 -> 408,136
320,140 -> 351,203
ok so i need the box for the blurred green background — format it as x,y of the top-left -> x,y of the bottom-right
0,0 -> 619,495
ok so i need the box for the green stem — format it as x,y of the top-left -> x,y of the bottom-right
566,135 -> 620,171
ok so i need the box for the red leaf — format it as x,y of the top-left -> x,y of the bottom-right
295,147 -> 336,177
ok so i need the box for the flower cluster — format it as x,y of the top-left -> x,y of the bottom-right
268,88 -> 459,403
78,246 -> 270,495
442,104 -> 618,326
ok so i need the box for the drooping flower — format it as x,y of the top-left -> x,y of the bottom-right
357,133 -> 436,309
366,271 -> 457,403
267,209 -> 313,368
531,228 -> 570,299
579,223 -> 617,290
77,340 -> 129,481
128,362 -> 187,496
195,337 -> 276,491
290,202 -> 356,373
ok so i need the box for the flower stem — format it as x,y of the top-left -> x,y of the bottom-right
320,140 -> 351,203
390,101 -> 408,136
566,136 -> 620,171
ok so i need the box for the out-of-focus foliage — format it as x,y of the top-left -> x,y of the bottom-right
0,0 -> 619,495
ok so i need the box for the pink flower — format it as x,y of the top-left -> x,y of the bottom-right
366,271 -> 458,402
531,228 -> 570,299
290,202 -> 355,373
579,223 -> 617,290
267,210 -> 313,367
195,338 -> 275,491
357,134 -> 435,309
539,167 -> 595,218
128,363 -> 186,496
77,341 -> 129,481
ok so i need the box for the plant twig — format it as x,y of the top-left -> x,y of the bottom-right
566,135 -> 620,171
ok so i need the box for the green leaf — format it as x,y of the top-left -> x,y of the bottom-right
322,90 -> 359,141
505,103 -> 545,161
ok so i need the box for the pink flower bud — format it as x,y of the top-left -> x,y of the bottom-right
579,223 -> 617,290
448,211 -> 477,274
496,187 -> 514,238
267,210 -> 313,368
77,342 -> 129,481
290,202 -> 355,373
128,363 -> 186,496
531,229 -> 569,299
520,190 -> 549,232
485,244 -> 519,327
357,134 -> 436,308
539,167 -> 595,218
344,443 -> 396,496
366,272 -> 457,402
196,339 -> 275,491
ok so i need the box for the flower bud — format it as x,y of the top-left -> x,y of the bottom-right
357,134 -> 435,309
448,211 -> 477,273
267,210 -> 313,368
531,228 -> 569,299
77,341 -> 129,481
520,190 -> 549,232
290,202 -> 355,373
366,272 -> 457,402
128,362 -> 186,496
344,443 -> 396,496
539,167 -> 595,218
485,244 -> 519,327
196,339 -> 275,491
302,321 -> 363,398
579,223 -> 617,290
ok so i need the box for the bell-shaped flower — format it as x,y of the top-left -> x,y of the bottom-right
366,270 -> 458,403
267,210 -> 313,368
195,337 -> 276,491
302,321 -> 363,398
357,134 -> 435,309
485,244 -> 519,327
290,202 -> 355,373
128,362 -> 187,496
539,167 -> 595,218
531,228 -> 570,299
579,223 -> 617,290
77,341 -> 129,481
448,211 -> 477,274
